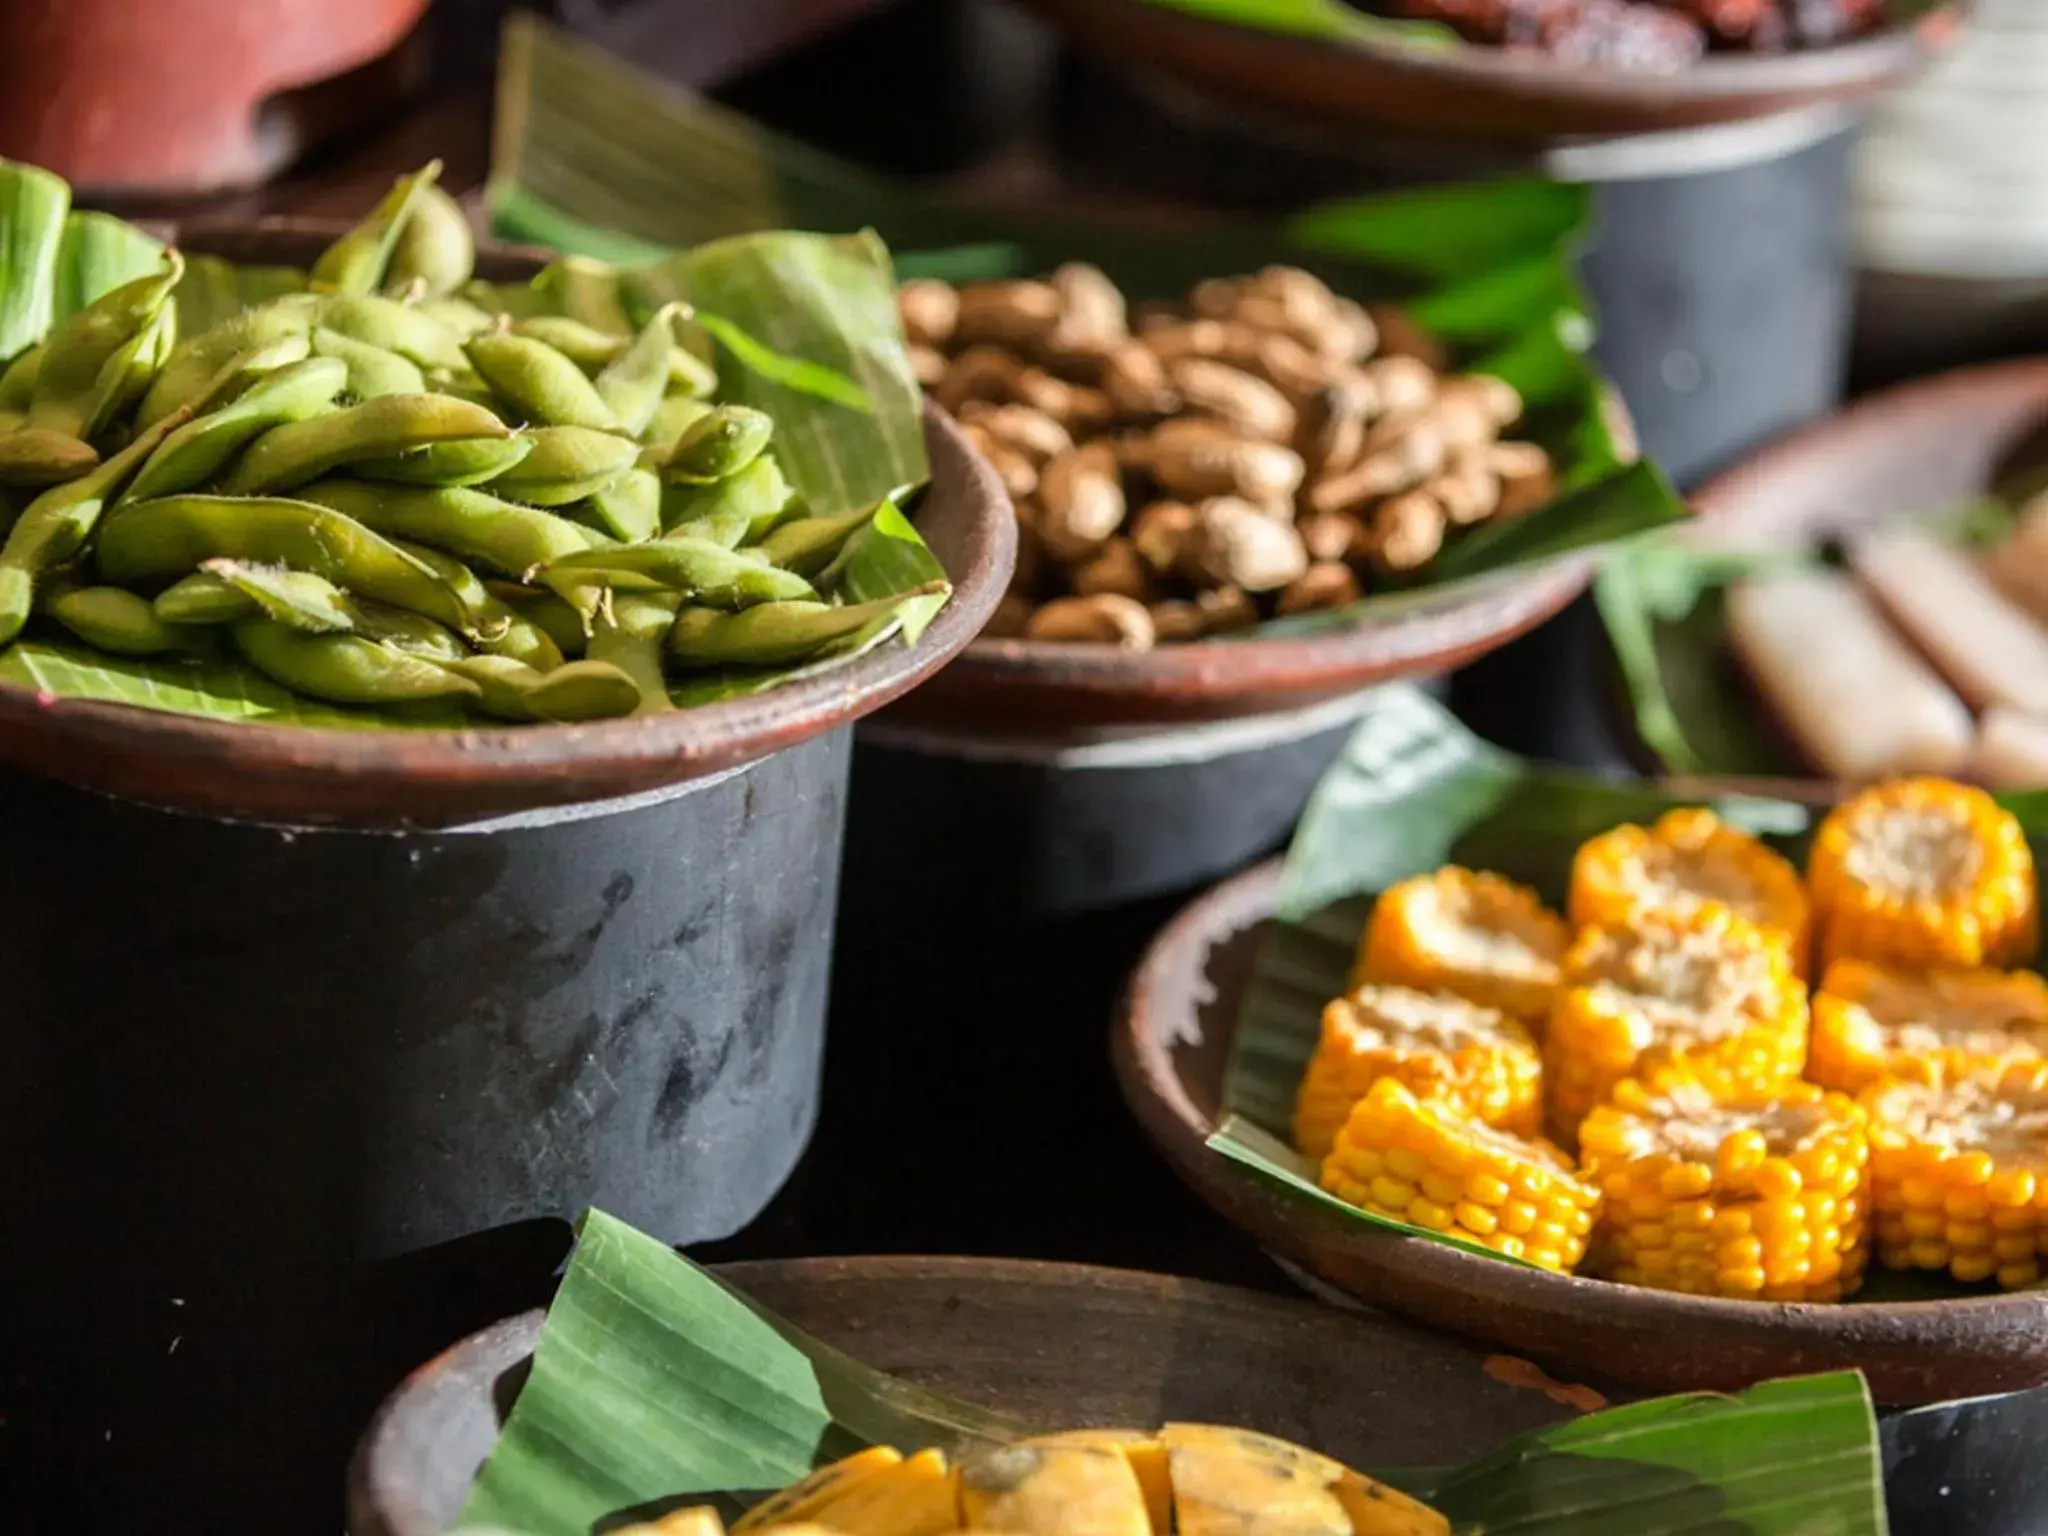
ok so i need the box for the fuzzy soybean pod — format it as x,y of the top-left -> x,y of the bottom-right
121,357 -> 350,505
487,426 -> 639,507
643,391 -> 713,452
79,303 -> 178,442
533,255 -> 633,334
28,252 -> 183,439
595,304 -> 685,437
96,494 -> 470,633
293,478 -> 606,579
587,591 -> 680,715
45,584 -> 181,656
465,330 -> 619,431
384,180 -> 474,299
662,453 -> 797,543
190,333 -> 317,415
199,558 -> 356,632
311,326 -> 427,399
416,296 -> 495,339
543,538 -> 816,609
139,298 -> 318,426
756,501 -> 886,577
232,618 -> 481,707
221,393 -> 510,495
0,427 -> 98,487
395,539 -> 564,671
512,316 -> 627,373
0,409 -> 187,646
311,161 -> 442,294
351,434 -> 535,488
0,343 -> 44,412
662,406 -> 774,486
317,293 -> 470,372
664,585 -> 944,670
154,570 -> 259,625
483,580 -> 587,658
580,466 -> 660,543
441,654 -> 641,723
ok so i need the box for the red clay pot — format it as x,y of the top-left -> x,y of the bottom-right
0,0 -> 428,195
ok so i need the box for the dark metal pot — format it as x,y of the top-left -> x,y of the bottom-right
0,225 -> 1013,1535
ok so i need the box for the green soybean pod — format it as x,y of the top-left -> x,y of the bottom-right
351,434 -> 535,488
0,486 -> 23,544
190,332 -> 317,415
756,501 -> 887,576
317,293 -> 470,372
121,357 -> 350,505
346,598 -> 471,662
464,330 -> 619,431
46,584 -> 181,655
441,654 -> 641,723
579,465 -> 660,543
384,179 -> 474,300
664,584 -> 947,670
483,579 -> 587,658
96,493 -> 469,633
0,427 -> 98,487
293,478 -> 605,579
415,296 -> 495,339
0,409 -> 188,645
586,591 -> 679,715
662,405 -> 774,486
533,255 -> 633,334
221,393 -> 510,495
232,617 -> 481,707
311,161 -> 441,294
200,557 -> 357,633
486,426 -> 639,507
79,302 -> 178,441
29,252 -> 183,439
511,316 -> 627,373
154,570 -> 257,625
310,326 -> 427,400
642,391 -> 713,452
139,298 -> 317,426
543,538 -> 816,609
395,539 -> 563,671
0,343 -> 45,411
662,453 -> 797,542
459,278 -> 547,322
595,304 -> 683,438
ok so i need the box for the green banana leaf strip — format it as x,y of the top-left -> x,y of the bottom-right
1222,683 -> 2048,1297
0,156 -> 70,360
458,1207 -> 1886,1536
1122,0 -> 1452,45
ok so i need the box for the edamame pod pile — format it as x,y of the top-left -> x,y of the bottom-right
0,161 -> 948,726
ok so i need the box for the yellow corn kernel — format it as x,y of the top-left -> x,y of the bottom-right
1807,778 -> 2036,973
1571,808 -> 1812,978
1544,907 -> 1808,1146
1578,1064 -> 1870,1304
1319,1078 -> 1600,1273
1809,958 -> 2048,1094
1291,985 -> 1542,1160
1861,1061 -> 2048,1290
1354,868 -> 1568,1027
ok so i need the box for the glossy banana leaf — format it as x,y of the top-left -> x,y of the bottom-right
455,1208 -> 1887,1536
1120,0 -> 1451,44
1221,683 -> 2048,1301
488,15 -> 1687,635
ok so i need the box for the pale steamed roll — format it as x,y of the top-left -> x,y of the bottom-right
1725,568 -> 1973,780
1988,497 -> 2048,621
1971,706 -> 2048,791
1850,530 -> 2048,716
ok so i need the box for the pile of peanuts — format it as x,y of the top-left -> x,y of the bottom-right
899,264 -> 1555,649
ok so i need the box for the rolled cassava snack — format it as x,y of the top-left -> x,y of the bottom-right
1970,706 -> 2048,791
1987,494 -> 2048,621
1850,530 -> 2048,717
1725,568 -> 1973,780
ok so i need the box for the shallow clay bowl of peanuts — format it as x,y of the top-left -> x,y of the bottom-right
1113,858 -> 2048,1407
890,264 -> 1600,731
349,1255 -> 1610,1536
1610,356 -> 2048,802
1016,0 -> 1965,144
0,220 -> 1014,826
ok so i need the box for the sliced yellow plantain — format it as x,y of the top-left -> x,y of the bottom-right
959,1442 -> 1151,1536
800,1447 -> 961,1536
1160,1424 -> 1350,1536
732,1447 -> 904,1532
1334,1471 -> 1451,1536
614,1508 -> 727,1535
1028,1429 -> 1171,1535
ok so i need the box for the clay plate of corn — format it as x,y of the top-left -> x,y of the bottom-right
349,1210 -> 1890,1536
1119,686 -> 2048,1405
1601,356 -> 2048,797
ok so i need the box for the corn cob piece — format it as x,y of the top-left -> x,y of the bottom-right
1544,908 -> 1808,1145
1862,1063 -> 2048,1289
1319,1077 -> 1599,1273
1353,867 -> 1568,1026
1570,809 -> 1811,979
1292,985 -> 1542,1161
1810,959 -> 2048,1095
1578,1066 -> 1870,1302
1807,778 -> 2037,973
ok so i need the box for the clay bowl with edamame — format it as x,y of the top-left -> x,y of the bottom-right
0,221 -> 1014,825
